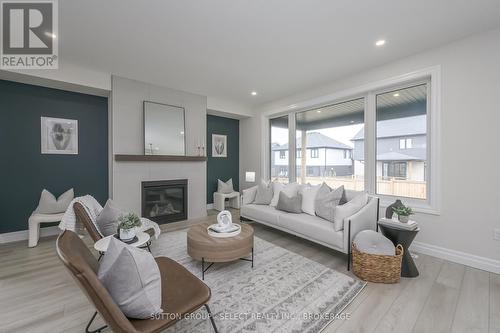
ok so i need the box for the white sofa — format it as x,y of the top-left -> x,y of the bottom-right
240,186 -> 379,270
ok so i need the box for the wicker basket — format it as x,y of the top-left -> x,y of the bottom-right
352,242 -> 404,283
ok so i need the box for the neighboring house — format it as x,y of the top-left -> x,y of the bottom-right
351,115 -> 426,181
271,132 -> 353,178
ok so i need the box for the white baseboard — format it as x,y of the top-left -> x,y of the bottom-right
410,241 -> 500,274
0,226 -> 60,244
206,203 -> 214,210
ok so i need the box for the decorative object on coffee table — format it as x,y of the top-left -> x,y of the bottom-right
187,222 -> 254,280
378,222 -> 420,277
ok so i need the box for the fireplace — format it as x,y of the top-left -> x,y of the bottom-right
141,179 -> 187,224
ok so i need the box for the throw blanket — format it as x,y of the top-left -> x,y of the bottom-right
58,195 -> 103,232
58,195 -> 161,239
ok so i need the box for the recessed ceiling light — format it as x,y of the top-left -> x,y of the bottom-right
350,120 -> 355,124
289,104 -> 297,109
251,91 -> 257,96
375,39 -> 386,47
393,93 -> 400,97
317,110 -> 322,113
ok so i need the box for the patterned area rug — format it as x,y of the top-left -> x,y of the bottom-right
152,229 -> 365,333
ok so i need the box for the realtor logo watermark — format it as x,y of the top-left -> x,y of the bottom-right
1,0 -> 58,69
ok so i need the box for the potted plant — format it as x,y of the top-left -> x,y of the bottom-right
117,213 -> 142,241
392,205 -> 414,223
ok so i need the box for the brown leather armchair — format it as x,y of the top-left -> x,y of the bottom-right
56,230 -> 218,333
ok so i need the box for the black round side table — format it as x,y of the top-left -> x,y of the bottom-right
378,224 -> 420,278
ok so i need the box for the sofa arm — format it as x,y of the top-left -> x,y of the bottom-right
241,186 -> 258,206
343,196 -> 379,252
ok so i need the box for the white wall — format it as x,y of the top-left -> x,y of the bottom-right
111,76 -> 207,219
241,28 -> 500,263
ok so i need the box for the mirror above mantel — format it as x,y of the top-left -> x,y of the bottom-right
144,101 -> 185,156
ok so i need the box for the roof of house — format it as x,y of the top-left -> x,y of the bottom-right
352,115 -> 426,140
272,132 -> 352,150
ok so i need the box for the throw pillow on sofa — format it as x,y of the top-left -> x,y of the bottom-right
217,178 -> 234,194
332,192 -> 368,231
98,237 -> 162,319
253,180 -> 273,205
95,199 -> 123,236
270,182 -> 299,207
276,192 -> 302,213
300,184 -> 321,216
315,185 -> 345,222
34,188 -> 74,214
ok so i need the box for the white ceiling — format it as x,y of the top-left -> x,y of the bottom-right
59,0 -> 500,109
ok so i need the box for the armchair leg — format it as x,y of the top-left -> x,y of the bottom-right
85,311 -> 107,333
204,304 -> 219,333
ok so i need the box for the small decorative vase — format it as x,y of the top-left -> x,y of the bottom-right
119,228 -> 136,241
398,215 -> 410,223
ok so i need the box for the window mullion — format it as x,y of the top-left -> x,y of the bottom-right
365,93 -> 377,195
288,112 -> 296,183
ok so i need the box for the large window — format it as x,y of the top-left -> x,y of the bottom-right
270,115 -> 289,183
295,98 -> 365,191
376,84 -> 427,199
268,71 -> 437,210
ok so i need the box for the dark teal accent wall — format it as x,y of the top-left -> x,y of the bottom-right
206,115 -> 239,204
0,80 -> 109,233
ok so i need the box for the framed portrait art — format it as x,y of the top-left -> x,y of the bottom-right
41,117 -> 78,154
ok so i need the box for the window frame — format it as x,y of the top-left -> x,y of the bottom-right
279,150 -> 286,159
264,66 -> 441,215
310,148 -> 319,158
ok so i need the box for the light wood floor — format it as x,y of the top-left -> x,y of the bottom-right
1,211 -> 499,333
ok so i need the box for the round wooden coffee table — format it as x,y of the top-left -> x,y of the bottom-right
187,222 -> 254,280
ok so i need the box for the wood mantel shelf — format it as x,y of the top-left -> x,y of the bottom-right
114,154 -> 207,162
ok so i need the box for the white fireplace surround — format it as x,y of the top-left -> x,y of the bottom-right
111,76 -> 207,220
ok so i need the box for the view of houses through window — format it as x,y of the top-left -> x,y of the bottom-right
270,115 -> 289,183
375,84 -> 427,199
270,83 -> 428,200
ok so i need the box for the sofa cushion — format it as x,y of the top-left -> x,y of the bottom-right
315,185 -> 344,222
242,186 -> 258,205
279,213 -> 344,249
241,204 -> 283,225
276,192 -> 302,214
333,192 -> 368,231
299,184 -> 321,216
253,180 -> 273,205
270,182 -> 300,207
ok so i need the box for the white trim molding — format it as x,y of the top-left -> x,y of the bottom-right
411,241 -> 500,274
0,226 -> 60,244
206,203 -> 214,210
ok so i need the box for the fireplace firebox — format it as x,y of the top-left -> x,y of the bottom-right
141,179 -> 187,224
